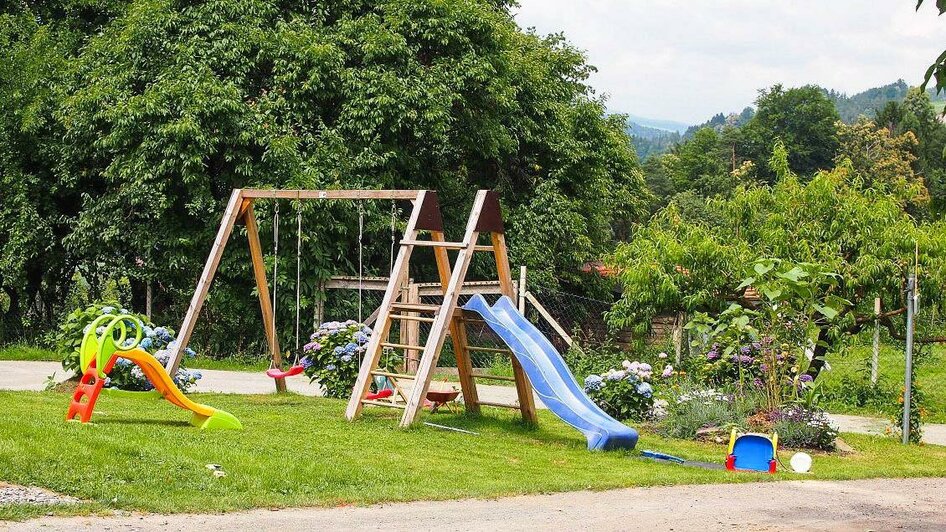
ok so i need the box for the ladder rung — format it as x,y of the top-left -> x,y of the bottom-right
467,346 -> 513,354
382,342 -> 427,351
389,313 -> 436,323
401,239 -> 467,249
473,245 -> 494,252
390,302 -> 441,313
471,372 -> 516,382
477,400 -> 521,409
361,399 -> 407,409
371,370 -> 416,380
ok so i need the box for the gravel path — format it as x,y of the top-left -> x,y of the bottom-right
0,484 -> 77,506
7,477 -> 946,531
2,360 -> 945,445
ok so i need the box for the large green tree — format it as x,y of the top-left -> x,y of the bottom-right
609,144 -> 946,379
0,0 -> 645,351
740,84 -> 840,182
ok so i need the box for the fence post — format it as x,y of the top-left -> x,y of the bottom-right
518,265 -> 527,313
673,311 -> 685,365
145,282 -> 152,320
871,297 -> 880,385
903,276 -> 916,445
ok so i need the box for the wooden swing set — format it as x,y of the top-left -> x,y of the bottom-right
165,189 -> 537,427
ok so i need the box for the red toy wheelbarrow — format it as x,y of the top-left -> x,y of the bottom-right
425,388 -> 461,413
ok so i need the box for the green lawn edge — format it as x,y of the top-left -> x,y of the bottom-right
2,390 -> 945,521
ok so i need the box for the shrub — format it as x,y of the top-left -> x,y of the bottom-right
583,361 -> 656,421
821,372 -> 900,414
564,339 -> 632,381
658,385 -> 760,440
769,405 -> 838,450
57,302 -> 200,391
302,320 -> 372,398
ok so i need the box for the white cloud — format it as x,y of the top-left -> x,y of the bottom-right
514,0 -> 946,123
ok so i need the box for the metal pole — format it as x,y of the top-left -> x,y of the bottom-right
871,297 -> 880,385
902,275 -> 915,445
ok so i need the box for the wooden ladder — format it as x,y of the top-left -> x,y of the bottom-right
345,190 -> 537,427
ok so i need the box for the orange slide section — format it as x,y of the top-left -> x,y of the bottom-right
120,348 -> 216,417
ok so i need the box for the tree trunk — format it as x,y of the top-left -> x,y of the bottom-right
805,325 -> 832,379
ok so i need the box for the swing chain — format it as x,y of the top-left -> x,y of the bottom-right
295,203 -> 302,359
357,202 -> 364,325
270,195 -> 280,369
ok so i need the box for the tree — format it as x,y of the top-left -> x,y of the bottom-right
608,143 -> 946,380
664,128 -> 733,198
917,0 -> 946,106
835,118 -> 926,206
876,89 -> 946,211
740,84 -> 840,182
0,0 -> 646,352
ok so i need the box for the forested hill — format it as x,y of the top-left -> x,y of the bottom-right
630,80 -> 946,157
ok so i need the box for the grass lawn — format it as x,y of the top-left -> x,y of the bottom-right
3,391 -> 946,521
819,344 -> 946,423
0,345 -> 60,362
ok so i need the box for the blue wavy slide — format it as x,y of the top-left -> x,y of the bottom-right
463,294 -> 639,451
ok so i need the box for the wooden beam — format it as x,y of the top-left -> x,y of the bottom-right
244,204 -> 287,392
241,189 -> 420,200
400,195 -> 489,426
525,291 -> 573,346
491,231 -> 537,425
430,229 -> 480,416
168,189 -> 244,374
346,190 -> 427,421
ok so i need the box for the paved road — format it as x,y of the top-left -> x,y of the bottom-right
3,360 -> 945,445
7,477 -> 946,531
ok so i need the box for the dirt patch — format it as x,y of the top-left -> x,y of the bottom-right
0,483 -> 79,506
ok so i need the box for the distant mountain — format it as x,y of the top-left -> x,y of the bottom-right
824,80 -> 910,123
626,114 -> 690,134
623,80 -> 946,159
625,120 -> 681,159
683,107 -> 755,139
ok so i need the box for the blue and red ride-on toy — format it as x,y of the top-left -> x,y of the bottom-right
726,428 -> 777,473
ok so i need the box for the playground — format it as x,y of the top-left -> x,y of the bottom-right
4,1 -> 946,529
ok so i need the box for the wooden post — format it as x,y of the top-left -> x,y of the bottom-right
518,265 -> 527,314
673,311 -> 685,365
406,283 -> 421,373
145,283 -> 152,320
871,297 -> 881,385
168,189 -> 244,374
244,203 -> 287,393
430,230 -> 480,415
492,232 -> 537,425
346,191 -> 427,421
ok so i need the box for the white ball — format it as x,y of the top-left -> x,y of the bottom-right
790,452 -> 812,473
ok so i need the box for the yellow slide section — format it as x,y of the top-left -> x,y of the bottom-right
119,348 -> 242,430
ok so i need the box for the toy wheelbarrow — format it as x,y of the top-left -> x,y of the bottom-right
425,389 -> 461,413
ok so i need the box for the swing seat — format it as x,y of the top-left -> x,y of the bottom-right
366,389 -> 394,401
266,365 -> 305,379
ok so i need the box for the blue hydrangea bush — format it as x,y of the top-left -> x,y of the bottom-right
583,360 -> 657,421
302,320 -> 372,398
57,302 -> 201,392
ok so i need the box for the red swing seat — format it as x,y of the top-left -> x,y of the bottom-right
266,365 -> 305,379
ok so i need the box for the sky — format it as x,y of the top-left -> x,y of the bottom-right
514,0 -> 946,125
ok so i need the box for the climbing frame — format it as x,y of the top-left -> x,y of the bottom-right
345,190 -> 537,427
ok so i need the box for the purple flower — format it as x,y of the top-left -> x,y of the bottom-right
753,378 -> 764,388
304,341 -> 322,352
800,374 -> 813,383
760,363 -> 769,372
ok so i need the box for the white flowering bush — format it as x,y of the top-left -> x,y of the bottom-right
302,320 -> 372,398
582,360 -> 657,421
